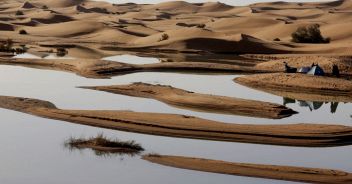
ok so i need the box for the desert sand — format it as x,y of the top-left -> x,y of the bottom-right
0,0 -> 352,54
0,0 -> 352,182
1,95 -> 352,147
81,82 -> 296,119
143,154 -> 352,184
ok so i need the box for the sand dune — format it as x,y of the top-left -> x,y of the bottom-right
26,20 -> 103,37
0,0 -> 350,54
45,0 -> 86,8
1,95 -> 352,147
25,11 -> 73,24
143,155 -> 352,184
21,2 -> 37,9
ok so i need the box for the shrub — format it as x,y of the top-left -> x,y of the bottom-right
159,33 -> 169,42
56,47 -> 68,57
15,10 -> 24,16
291,24 -> 330,44
0,39 -> 14,52
273,38 -> 281,41
64,134 -> 144,156
19,29 -> 27,35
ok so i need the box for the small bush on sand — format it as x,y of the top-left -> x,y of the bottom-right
291,24 -> 330,44
273,38 -> 281,41
56,47 -> 68,57
159,33 -> 169,42
0,39 -> 13,51
16,10 -> 24,16
65,134 -> 144,156
19,29 -> 27,35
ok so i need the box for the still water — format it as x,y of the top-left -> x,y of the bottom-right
1,53 -> 352,184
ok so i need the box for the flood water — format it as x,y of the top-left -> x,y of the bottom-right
1,53 -> 352,184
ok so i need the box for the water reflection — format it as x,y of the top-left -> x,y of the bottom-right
103,54 -> 160,65
14,52 -> 74,59
283,97 -> 341,113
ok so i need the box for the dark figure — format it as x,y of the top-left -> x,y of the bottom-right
330,102 -> 339,114
284,62 -> 297,73
332,64 -> 340,77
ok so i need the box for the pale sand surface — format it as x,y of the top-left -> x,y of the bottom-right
0,0 -> 352,54
143,154 -> 352,184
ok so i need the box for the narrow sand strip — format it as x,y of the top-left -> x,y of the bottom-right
234,73 -> 352,100
0,96 -> 352,147
143,155 -> 352,184
0,57 -> 266,79
81,82 -> 296,119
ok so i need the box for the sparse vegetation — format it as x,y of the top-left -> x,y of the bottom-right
0,39 -> 13,52
291,24 -> 330,44
19,29 -> 28,35
159,33 -> 169,42
0,39 -> 25,54
64,134 -> 144,156
15,10 -> 24,16
273,38 -> 281,41
56,47 -> 68,57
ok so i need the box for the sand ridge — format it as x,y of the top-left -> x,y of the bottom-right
1,95 -> 352,147
81,82 -> 296,119
143,154 -> 352,184
0,57 -> 272,78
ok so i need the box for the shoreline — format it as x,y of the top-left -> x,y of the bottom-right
81,82 -> 296,119
1,96 -> 352,147
143,154 -> 352,184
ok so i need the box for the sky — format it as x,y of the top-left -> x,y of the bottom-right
99,0 -> 331,6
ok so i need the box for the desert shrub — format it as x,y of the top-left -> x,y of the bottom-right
0,39 -> 14,52
291,24 -> 330,44
56,47 -> 68,57
19,29 -> 27,35
159,33 -> 169,42
273,38 -> 281,41
15,10 -> 24,16
196,24 -> 206,28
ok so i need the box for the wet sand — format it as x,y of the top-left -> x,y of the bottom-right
0,57 -> 267,79
1,96 -> 352,147
81,82 -> 296,119
143,154 -> 352,184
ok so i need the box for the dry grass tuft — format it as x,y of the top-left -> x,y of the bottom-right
65,133 -> 144,156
